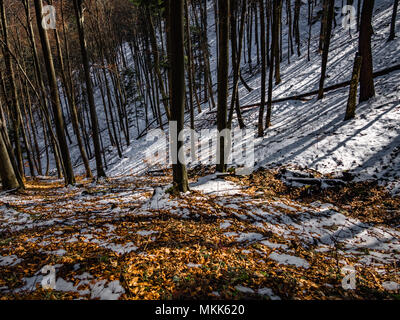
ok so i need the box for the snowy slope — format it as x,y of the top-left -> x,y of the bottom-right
56,0 -> 399,194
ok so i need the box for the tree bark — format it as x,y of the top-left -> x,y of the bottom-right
258,0 -> 267,137
168,0 -> 189,192
359,0 -> 375,102
345,53 -> 362,120
388,0 -> 399,41
317,0 -> 335,100
216,0 -> 230,173
0,0 -> 24,177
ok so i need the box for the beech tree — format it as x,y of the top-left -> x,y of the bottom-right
216,0 -> 230,173
168,0 -> 189,192
0,0 -> 24,177
358,0 -> 375,102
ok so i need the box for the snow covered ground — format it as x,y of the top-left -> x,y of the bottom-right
59,0 -> 400,196
0,173 -> 399,299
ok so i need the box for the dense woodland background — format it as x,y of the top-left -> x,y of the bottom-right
0,0 -> 397,192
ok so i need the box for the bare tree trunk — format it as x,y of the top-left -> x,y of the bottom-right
345,53 -> 362,120
319,0 -> 328,53
317,0 -> 335,100
0,105 -> 22,190
359,0 -> 375,102
258,0 -> 267,137
294,0 -> 301,57
34,0 -> 75,185
266,0 -> 278,128
73,0 -> 106,178
388,0 -> 399,41
0,0 -> 24,177
168,0 -> 189,192
307,0 -> 314,61
228,0 -> 246,129
216,0 -> 230,173
274,0 -> 282,84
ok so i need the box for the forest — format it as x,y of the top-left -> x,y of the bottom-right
0,0 -> 399,301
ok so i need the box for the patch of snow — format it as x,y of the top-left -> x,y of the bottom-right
235,285 -> 255,294
269,252 -> 310,269
0,255 -> 22,267
257,287 -> 281,300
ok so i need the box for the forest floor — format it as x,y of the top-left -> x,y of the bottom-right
1,167 -> 399,300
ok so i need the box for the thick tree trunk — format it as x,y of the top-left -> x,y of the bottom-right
0,129 -> 20,190
359,0 -> 375,102
0,108 -> 22,190
294,0 -> 301,57
0,0 -> 24,177
168,0 -> 189,192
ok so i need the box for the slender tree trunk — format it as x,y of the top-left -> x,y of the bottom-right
345,53 -> 362,120
34,0 -> 75,185
146,8 -> 171,120
307,0 -> 314,61
258,0 -> 267,137
216,0 -> 230,173
73,0 -> 106,178
228,0 -> 246,129
58,0 -> 92,178
319,0 -> 328,53
266,0 -> 278,128
388,0 -> 399,41
274,0 -> 282,84
317,0 -> 335,100
357,0 -> 361,32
